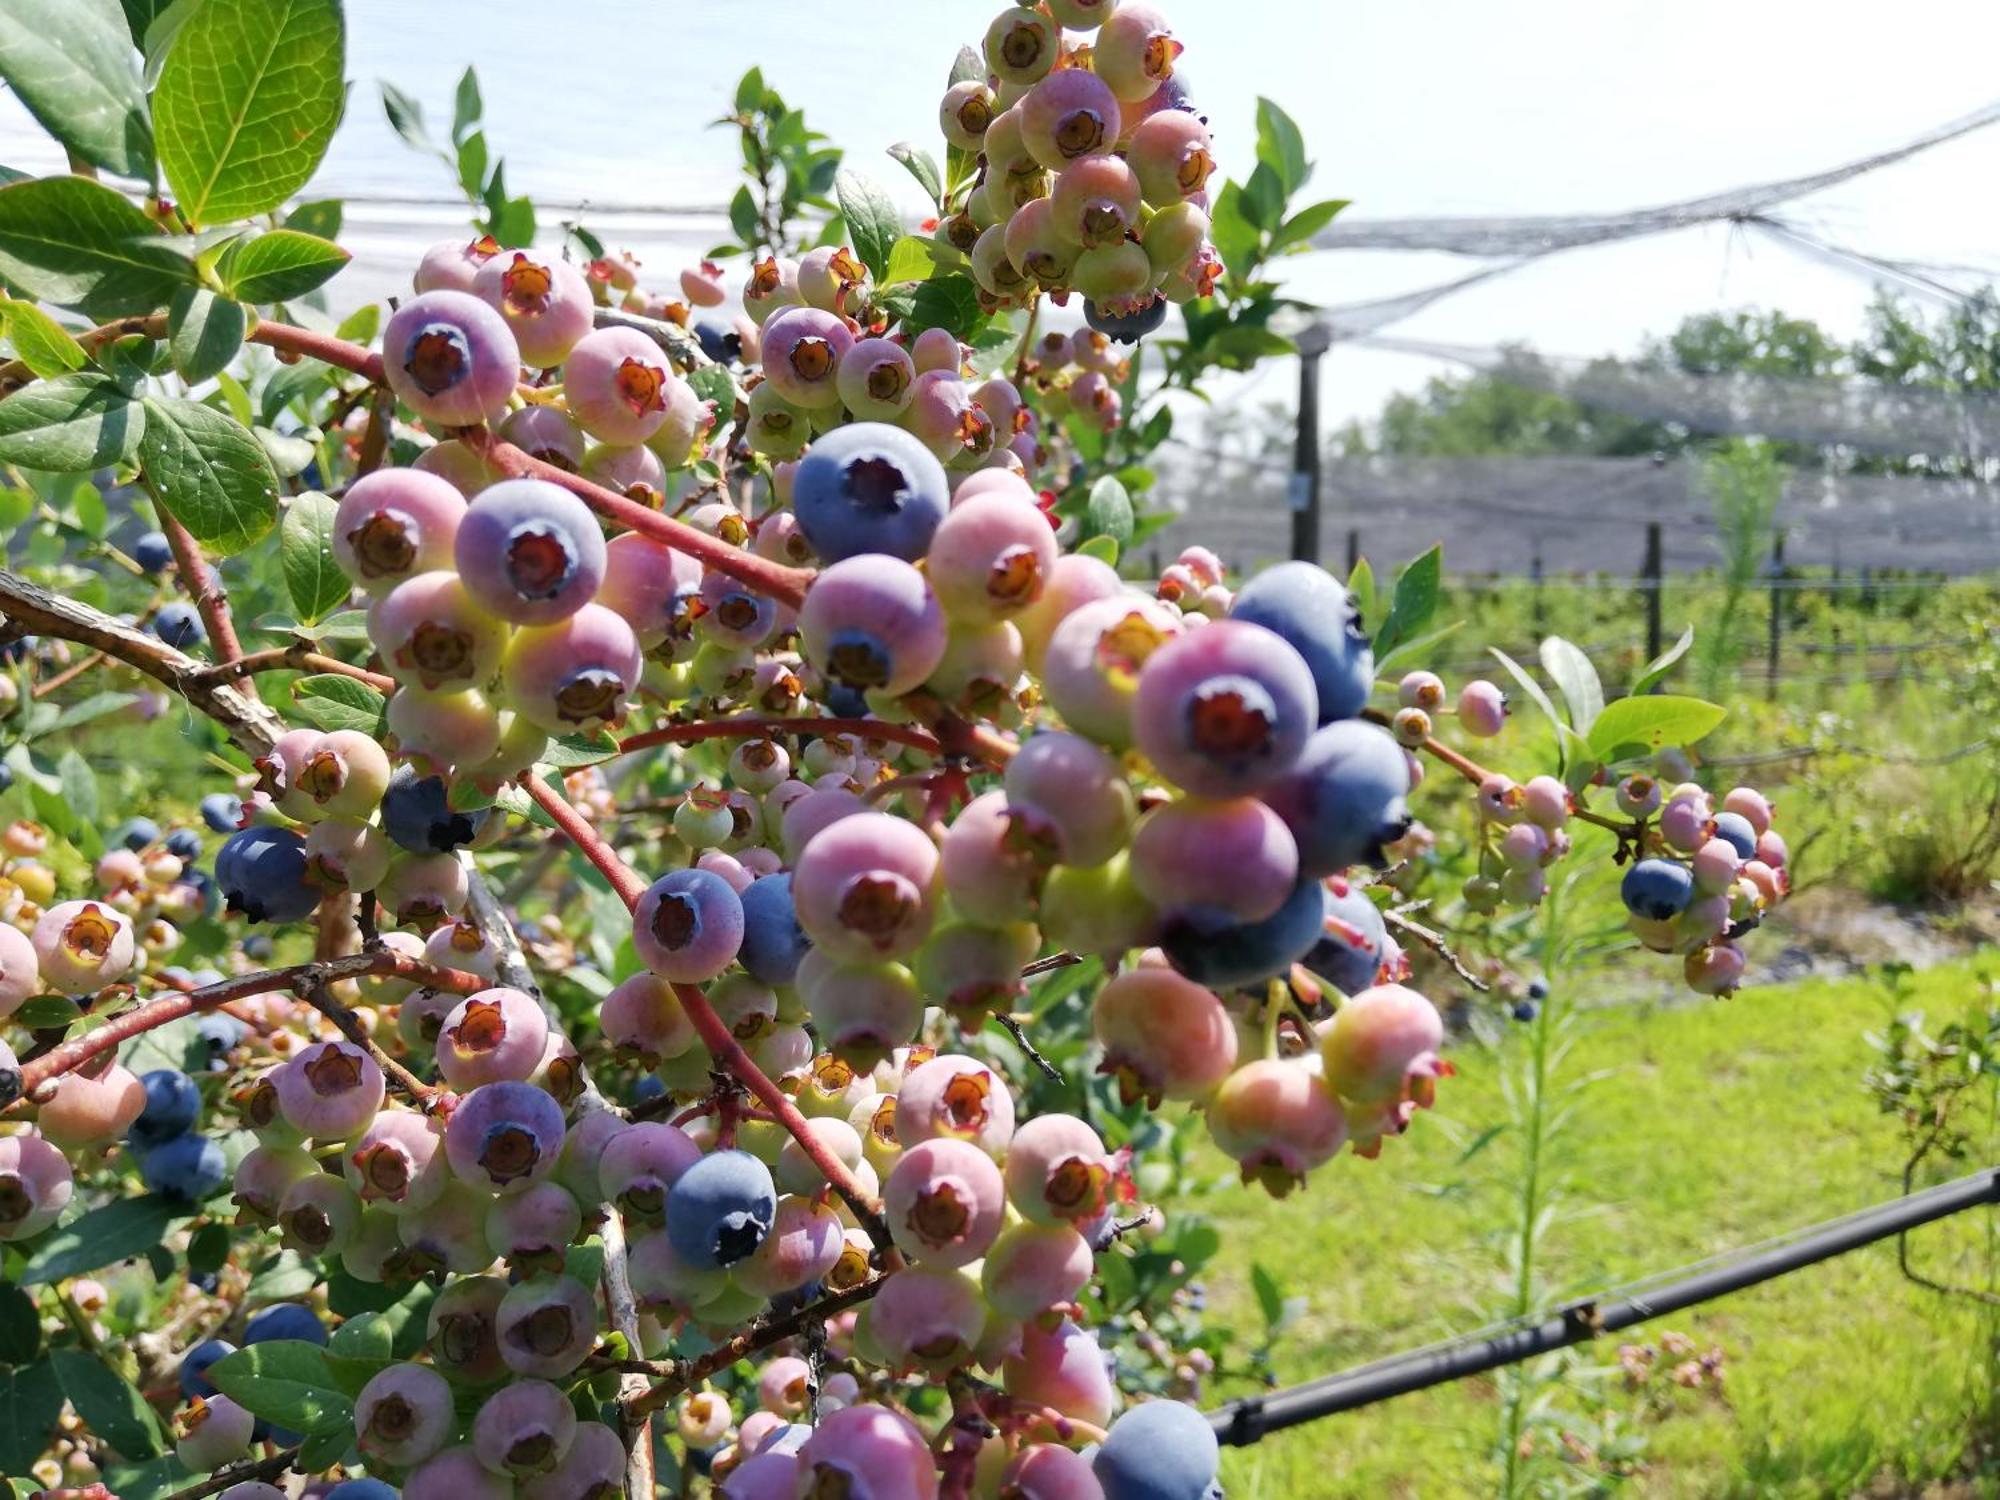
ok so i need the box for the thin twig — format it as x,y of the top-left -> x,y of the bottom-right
192,644 -> 393,693
156,1446 -> 300,1500
995,1012 -> 1062,1082
1385,903 -> 1491,992
618,714 -> 943,759
302,975 -> 443,1110
157,513 -> 253,698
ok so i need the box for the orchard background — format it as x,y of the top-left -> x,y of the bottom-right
0,2 -> 1992,1499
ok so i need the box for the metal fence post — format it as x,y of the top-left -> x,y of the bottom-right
1289,324 -> 1332,564
1641,520 -> 1663,671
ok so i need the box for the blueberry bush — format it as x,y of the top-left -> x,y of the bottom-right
0,2 -> 1798,1496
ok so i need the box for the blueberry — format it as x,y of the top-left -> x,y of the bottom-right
1230,562 -> 1375,724
196,1014 -> 246,1059
1621,858 -> 1695,921
164,827 -> 203,861
381,765 -> 491,854
738,873 -> 811,986
1527,978 -> 1550,1001
178,1337 -> 236,1399
327,1482 -> 400,1500
792,422 -> 950,564
199,792 -> 243,833
151,602 -> 205,649
823,681 -> 871,718
631,1075 -> 666,1106
1095,1399 -> 1221,1500
1512,1000 -> 1538,1023
1160,877 -> 1327,991
0,763 -> 12,794
128,1068 -> 200,1149
114,816 -> 160,851
216,826 -> 319,924
133,530 -> 173,574
1303,879 -> 1388,996
1710,811 -> 1758,860
665,1149 -> 777,1269
190,1270 -> 220,1294
1261,720 -> 1413,877
243,1303 -> 328,1346
137,1132 -> 227,1201
1084,293 -> 1169,343
692,321 -> 740,363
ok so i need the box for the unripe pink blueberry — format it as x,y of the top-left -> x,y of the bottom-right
1129,108 -> 1214,204
1042,594 -> 1182,745
32,899 -> 134,993
598,1121 -> 702,1224
502,603 -> 644,734
627,1224 -> 729,1313
445,1080 -> 567,1194
1001,1443 -> 1102,1500
397,1180 -> 495,1275
1457,679 -> 1508,737
1321,984 -> 1448,1108
1003,1113 -> 1111,1226
0,1132 -> 72,1239
407,1446 -> 516,1500
1522,775 -> 1570,829
1133,619 -> 1319,797
275,1040 -> 383,1141
176,1393 -> 255,1471
521,1421 -> 624,1500
797,245 -> 867,313
794,1403 -> 936,1500
496,1272 -> 596,1378
895,1054 -> 1015,1155
761,307 -> 854,410
1722,786 -> 1773,836
378,850 -> 471,932
1686,941 -> 1748,995
1094,967 -> 1237,1106
563,326 -> 684,445
870,1264 -> 987,1374
371,571 -> 511,693
426,1274 -> 508,1383
471,1376 -> 577,1477
1209,1058 -> 1349,1195
278,1170 -> 363,1255
473,248 -> 593,367
415,234 -> 500,294
793,811 -> 940,963
982,1220 -> 1094,1322
1659,795 -> 1712,854
734,1194 -> 845,1298
884,1136 -> 1006,1267
798,554 -> 949,698
1003,1317 -> 1115,1427
1131,795 -> 1299,925
1616,774 -> 1663,817
601,973 -> 696,1062
0,922 -> 39,1017
333,468 -> 467,595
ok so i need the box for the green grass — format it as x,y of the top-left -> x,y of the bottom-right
1174,958 -> 2000,1498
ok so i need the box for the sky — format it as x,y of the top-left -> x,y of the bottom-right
4,0 -> 2000,432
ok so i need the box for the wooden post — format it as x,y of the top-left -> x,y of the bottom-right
1346,527 -> 1360,577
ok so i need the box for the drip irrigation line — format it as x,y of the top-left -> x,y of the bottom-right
1206,1165 -> 2000,1446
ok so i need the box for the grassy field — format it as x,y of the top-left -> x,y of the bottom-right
1181,956 -> 2000,1498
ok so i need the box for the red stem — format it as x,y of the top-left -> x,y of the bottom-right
463,432 -> 814,610
18,950 -> 483,1093
523,775 -> 889,1237
617,715 -> 943,758
159,513 -> 253,699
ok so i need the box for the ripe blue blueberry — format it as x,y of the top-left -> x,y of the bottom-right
1229,561 -> 1376,723
178,1338 -> 236,1399
737,873 -> 812,986
325,1482 -> 399,1500
195,1013 -> 245,1063
216,827 -> 320,924
151,602 -> 206,649
792,423 -> 950,563
382,766 -> 492,855
164,827 -> 203,861
1261,720 -> 1413,876
129,1068 -> 200,1150
1527,977 -> 1550,1001
133,530 -> 173,574
114,817 -> 161,851
0,763 -> 11,794
243,1302 -> 328,1346
1709,811 -> 1758,860
200,793 -> 242,833
1303,877 -> 1388,996
1094,1399 -> 1222,1500
665,1149 -> 777,1269
1085,293 -> 1169,343
1512,1000 -> 1539,1023
137,1131 -> 227,1201
1621,858 -> 1694,921
1159,877 -> 1327,990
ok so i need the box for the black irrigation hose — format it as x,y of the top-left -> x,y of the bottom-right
1206,1165 -> 2000,1446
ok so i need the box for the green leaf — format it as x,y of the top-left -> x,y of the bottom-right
137,396 -> 279,552
1585,694 -> 1728,763
186,1221 -> 230,1276
1346,556 -> 1376,624
833,169 -> 900,281
1239,161 -> 1286,233
1374,619 -> 1465,678
217,229 -> 350,303
120,1012 -> 203,1077
1084,475 -> 1133,546
948,44 -> 984,86
334,300 -> 378,346
207,1340 -> 352,1434
1,302 -> 87,379
880,235 -> 936,286
165,285 -> 245,384
1488,647 -> 1564,739
1207,182 -> 1261,279
456,131 -> 489,202
451,65 -> 481,144
256,424 -> 317,477
0,374 -> 144,472
1372,544 -> 1441,661
138,0 -> 202,91
1250,1262 -> 1285,1329
687,363 -> 740,416
328,1309 -> 393,1364
118,0 -> 171,47
283,198 -> 342,240
1269,197 -> 1348,256
905,273 -> 983,340
1630,625 -> 1695,695
379,78 -> 436,156
540,731 -> 620,770
487,195 -> 534,250
22,1194 -> 188,1283
52,1348 -> 165,1458
291,673 -> 386,735
0,0 -> 154,179
280,491 -> 346,624
1538,636 -> 1604,733
1254,97 -> 1309,196
887,142 -> 942,205
13,995 -> 81,1029
728,184 -> 759,248
99,1457 -> 192,1500
1076,533 -> 1119,566
57,749 -> 99,826
0,1282 -> 41,1363
0,176 -> 193,316
733,65 -> 765,114
153,0 -> 346,224
298,1426 -> 353,1471
0,1360 -> 64,1475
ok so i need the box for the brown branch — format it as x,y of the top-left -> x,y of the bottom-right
617,714 -> 943,759
591,305 -> 719,373
621,1272 -> 889,1421
0,313 -> 383,393
1384,902 -> 1491,992
156,1446 -> 301,1500
995,1012 -> 1062,1082
16,950 -> 484,1097
157,512 -> 253,698
301,974 -> 443,1110
462,430 -> 813,610
356,385 -> 395,476
192,644 -> 394,694
597,1202 -> 656,1495
30,648 -> 108,699
0,567 -> 285,756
